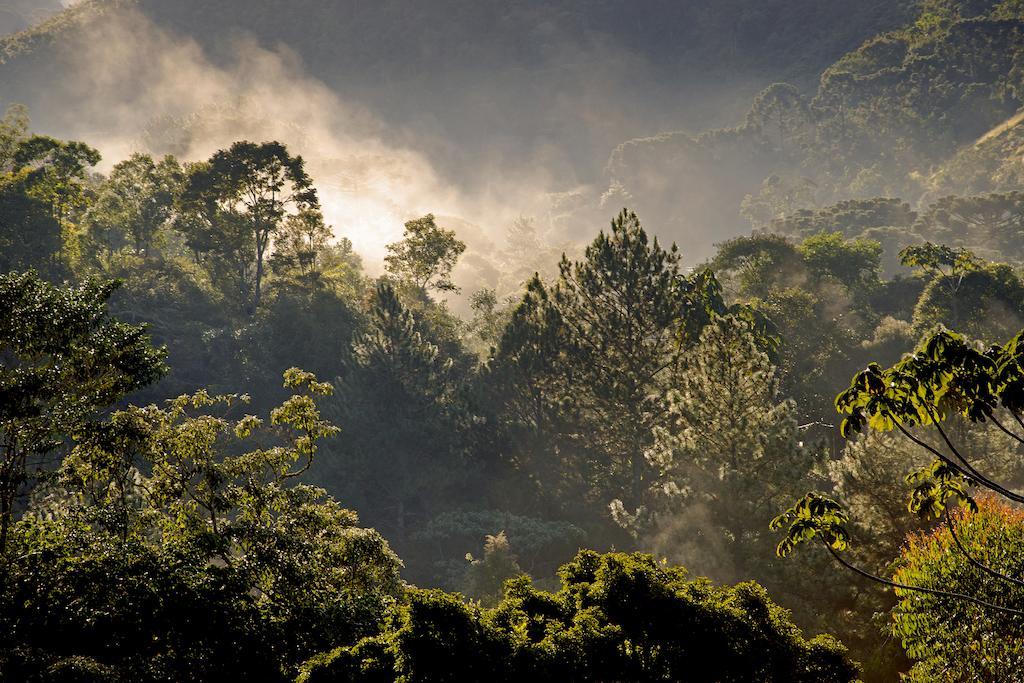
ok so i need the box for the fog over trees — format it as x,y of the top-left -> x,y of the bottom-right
2,1 -> 1024,681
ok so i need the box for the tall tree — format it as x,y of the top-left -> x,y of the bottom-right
181,141 -> 318,313
0,272 -> 166,557
84,153 -> 184,256
330,282 -> 471,540
12,135 -> 101,229
491,210 -> 739,514
384,213 -> 466,293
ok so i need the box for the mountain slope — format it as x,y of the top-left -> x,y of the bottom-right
601,1 -> 1024,258
0,0 -> 915,184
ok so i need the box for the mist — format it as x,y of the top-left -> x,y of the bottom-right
3,3 -> 1023,680
0,1 -> 914,283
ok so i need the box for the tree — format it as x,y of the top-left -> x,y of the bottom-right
0,271 -> 166,558
3,370 -> 403,681
709,233 -> 873,428
0,171 -> 64,276
329,282 -> 471,540
300,551 -> 858,683
612,315 -> 817,582
463,531 -> 525,605
181,141 -> 319,313
490,210 -> 739,515
768,198 -> 917,241
384,213 -> 466,293
269,208 -> 334,282
746,83 -> 809,152
495,216 -> 566,295
406,510 -> 585,592
915,192 -> 1024,262
772,327 -> 1024,639
0,103 -> 29,170
710,233 -> 806,299
240,279 -> 361,405
798,231 -> 882,296
1,522 -> 278,681
465,288 -> 513,357
11,134 -> 101,229
83,153 -> 184,257
891,498 -> 1024,681
901,244 -> 1024,340
740,174 -> 818,227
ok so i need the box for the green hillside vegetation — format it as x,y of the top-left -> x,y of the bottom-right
2,1 -> 1024,681
0,0 -> 916,183
606,0 -> 1024,257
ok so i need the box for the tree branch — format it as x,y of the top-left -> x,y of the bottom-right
824,543 -> 1024,616
944,506 -> 1024,590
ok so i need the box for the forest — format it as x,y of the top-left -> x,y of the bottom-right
3,0 -> 1024,681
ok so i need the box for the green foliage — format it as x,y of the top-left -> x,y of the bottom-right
301,551 -> 858,683
746,83 -> 809,152
0,520 -> 278,682
0,271 -> 166,555
893,498 -> 1024,681
464,531 -> 525,605
771,494 -> 851,557
915,192 -> 1024,262
328,282 -> 473,541
711,233 -> 805,299
0,169 -> 64,276
81,153 -> 184,258
915,263 -> 1024,342
408,510 -> 585,591
384,214 -> 466,293
489,210 -> 747,517
740,174 -> 819,228
613,315 -> 817,582
10,77 -> 1024,677
0,103 -> 29,168
0,120 -> 102,275
180,140 -> 318,313
798,232 -> 882,294
777,323 -> 1024,678
769,198 -> 917,240
836,327 -> 1024,439
710,231 -> 885,430
269,208 -> 334,283
2,370 -> 403,682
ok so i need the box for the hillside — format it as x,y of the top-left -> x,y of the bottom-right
1,0 -> 1021,263
602,0 -> 1024,259
6,4 -> 1024,681
0,0 -> 914,182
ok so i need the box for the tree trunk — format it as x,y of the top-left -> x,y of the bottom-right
253,238 -> 266,315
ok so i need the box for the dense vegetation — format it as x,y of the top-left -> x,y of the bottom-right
2,0 -> 1024,681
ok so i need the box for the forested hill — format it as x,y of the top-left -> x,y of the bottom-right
0,0 -> 914,178
603,0 -> 1024,258
0,0 -> 915,89
6,2 -> 1024,681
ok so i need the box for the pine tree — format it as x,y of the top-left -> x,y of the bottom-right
490,210 -> 736,515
